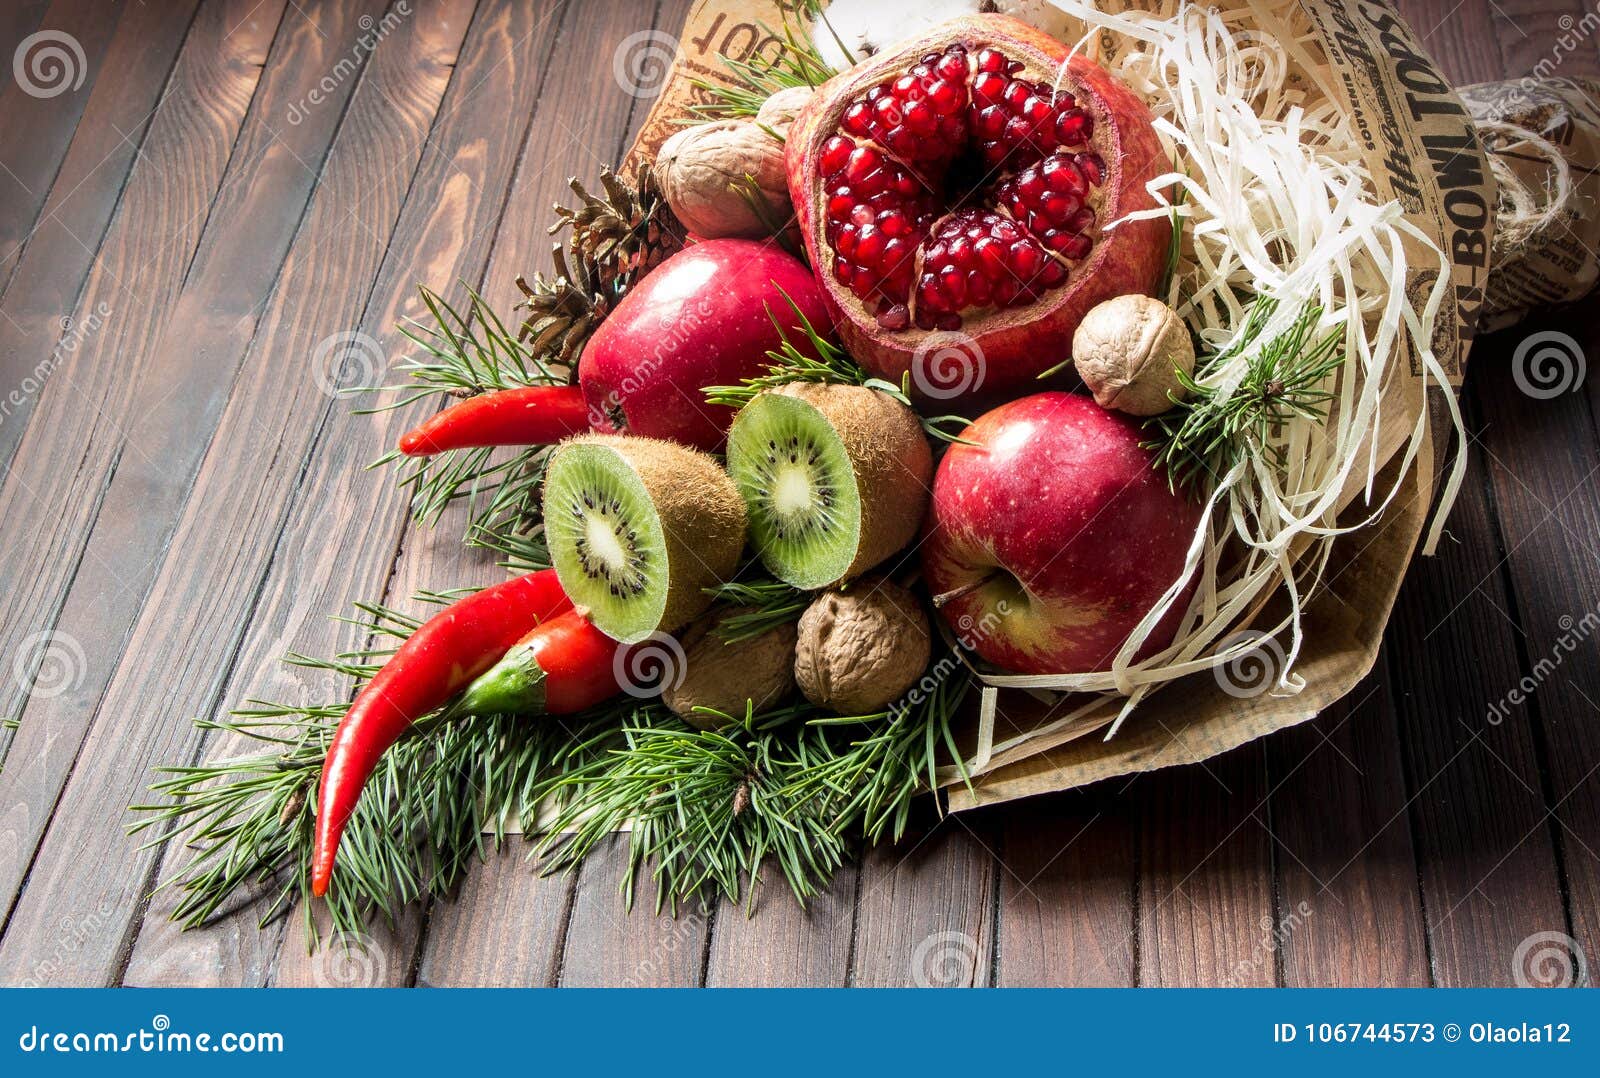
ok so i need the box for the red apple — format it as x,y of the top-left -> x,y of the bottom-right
579,239 -> 833,451
921,392 -> 1201,675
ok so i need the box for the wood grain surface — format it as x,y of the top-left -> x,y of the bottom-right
0,0 -> 1594,988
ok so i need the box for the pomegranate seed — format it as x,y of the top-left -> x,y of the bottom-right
816,41 -> 1112,324
1056,108 -> 1092,145
877,303 -> 910,330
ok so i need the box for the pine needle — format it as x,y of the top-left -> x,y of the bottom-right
685,10 -> 839,124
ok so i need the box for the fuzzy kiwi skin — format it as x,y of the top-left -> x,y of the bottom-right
794,578 -> 931,715
767,382 -> 933,582
662,608 -> 798,729
549,434 -> 747,640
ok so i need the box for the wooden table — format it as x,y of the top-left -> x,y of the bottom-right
0,0 -> 1594,988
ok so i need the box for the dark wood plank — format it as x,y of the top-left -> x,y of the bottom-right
421,0 -> 710,987
0,0 -> 127,290
559,838 -> 712,987
1470,317 -> 1600,980
0,1 -> 49,61
125,0 -> 572,987
0,0 -> 475,987
0,0 -> 198,480
1134,747 -> 1276,986
126,0 -> 576,985
703,863 -> 858,987
1265,668 -> 1431,987
996,787 -> 1136,987
1381,427 -> 1568,985
0,0 -> 289,937
849,819 -> 996,987
417,846 -> 572,987
0,0 -> 375,938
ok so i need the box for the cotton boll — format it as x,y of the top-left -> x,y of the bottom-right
811,0 -> 1074,71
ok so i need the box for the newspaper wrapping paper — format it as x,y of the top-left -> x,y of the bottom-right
1458,77 -> 1600,332
624,0 -> 1498,808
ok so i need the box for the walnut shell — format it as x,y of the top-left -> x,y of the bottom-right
661,608 -> 797,729
755,85 -> 814,132
794,579 -> 932,715
1071,294 -> 1196,416
653,120 -> 790,240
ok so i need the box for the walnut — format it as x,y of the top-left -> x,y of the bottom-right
653,119 -> 790,240
754,85 -> 814,133
1071,294 -> 1196,416
661,608 -> 797,729
794,579 -> 931,715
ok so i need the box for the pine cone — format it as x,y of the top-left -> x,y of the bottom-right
517,164 -> 686,363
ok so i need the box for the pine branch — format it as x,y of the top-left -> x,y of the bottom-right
1145,299 -> 1345,492
685,12 -> 839,124
703,575 -> 807,643
703,297 -> 972,443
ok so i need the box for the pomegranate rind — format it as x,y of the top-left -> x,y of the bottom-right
786,13 -> 1169,394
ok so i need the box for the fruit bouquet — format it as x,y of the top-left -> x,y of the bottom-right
135,0 -> 1564,938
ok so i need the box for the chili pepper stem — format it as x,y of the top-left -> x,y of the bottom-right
446,645 -> 551,719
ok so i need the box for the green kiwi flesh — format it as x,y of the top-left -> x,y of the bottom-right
727,392 -> 861,589
544,440 -> 669,642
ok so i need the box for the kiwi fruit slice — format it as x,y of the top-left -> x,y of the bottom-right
543,434 -> 746,643
727,383 -> 932,589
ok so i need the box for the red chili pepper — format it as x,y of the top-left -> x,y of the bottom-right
311,569 -> 573,896
448,609 -> 626,717
397,384 -> 590,456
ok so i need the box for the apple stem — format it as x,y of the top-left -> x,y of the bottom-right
932,573 -> 999,608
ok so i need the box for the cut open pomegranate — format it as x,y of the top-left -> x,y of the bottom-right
787,14 -> 1169,393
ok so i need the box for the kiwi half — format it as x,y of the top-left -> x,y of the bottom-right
727,383 -> 932,589
543,435 -> 746,643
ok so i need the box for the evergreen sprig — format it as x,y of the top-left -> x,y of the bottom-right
703,575 -> 808,643
131,591 -> 977,942
1145,299 -> 1345,491
685,8 -> 840,124
704,298 -> 972,443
